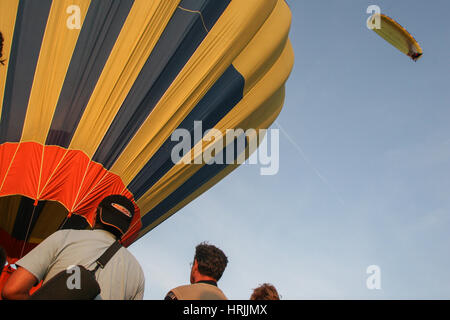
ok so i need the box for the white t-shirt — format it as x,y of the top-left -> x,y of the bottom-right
16,229 -> 145,300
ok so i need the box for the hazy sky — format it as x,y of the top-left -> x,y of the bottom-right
129,0 -> 450,299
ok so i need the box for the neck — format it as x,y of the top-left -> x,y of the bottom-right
193,274 -> 217,284
93,225 -> 117,239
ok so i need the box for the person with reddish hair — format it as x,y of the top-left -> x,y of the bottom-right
250,283 -> 280,300
0,32 -> 6,66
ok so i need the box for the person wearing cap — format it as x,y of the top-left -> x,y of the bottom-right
1,195 -> 145,300
165,242 -> 228,300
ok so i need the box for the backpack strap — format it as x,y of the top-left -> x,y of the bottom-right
92,241 -> 122,273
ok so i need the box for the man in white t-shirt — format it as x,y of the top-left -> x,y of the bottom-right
1,195 -> 145,300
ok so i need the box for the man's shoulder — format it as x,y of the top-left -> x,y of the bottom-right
45,229 -> 116,253
115,246 -> 145,279
170,283 -> 215,294
119,247 -> 141,265
59,229 -> 115,242
172,283 -> 212,289
172,283 -> 193,290
51,228 -> 95,238
168,283 -> 227,300
167,283 -> 191,295
38,228 -> 71,244
165,284 -> 192,300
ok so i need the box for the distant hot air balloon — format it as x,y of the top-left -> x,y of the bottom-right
0,0 -> 293,269
368,13 -> 423,61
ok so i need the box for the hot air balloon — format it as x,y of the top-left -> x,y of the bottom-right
0,0 -> 293,276
368,13 -> 423,61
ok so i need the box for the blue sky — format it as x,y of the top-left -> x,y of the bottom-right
129,0 -> 450,299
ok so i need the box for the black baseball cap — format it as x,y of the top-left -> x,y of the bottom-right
98,195 -> 135,238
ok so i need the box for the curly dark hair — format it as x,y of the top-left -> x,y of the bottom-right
194,242 -> 228,281
250,283 -> 280,300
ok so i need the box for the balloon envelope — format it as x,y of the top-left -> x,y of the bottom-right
0,0 -> 294,258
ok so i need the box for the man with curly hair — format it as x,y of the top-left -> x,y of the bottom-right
165,242 -> 228,300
